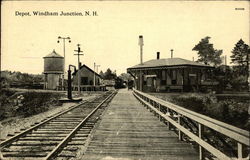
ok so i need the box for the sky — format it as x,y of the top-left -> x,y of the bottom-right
1,1 -> 249,75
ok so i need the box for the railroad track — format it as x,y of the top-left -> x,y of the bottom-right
0,91 -> 117,160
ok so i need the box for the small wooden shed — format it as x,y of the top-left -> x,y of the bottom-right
72,64 -> 105,91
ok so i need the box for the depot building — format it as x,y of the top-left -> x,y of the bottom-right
127,52 -> 216,92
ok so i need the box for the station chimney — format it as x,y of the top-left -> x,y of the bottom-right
138,35 -> 144,64
157,52 -> 160,60
170,49 -> 174,58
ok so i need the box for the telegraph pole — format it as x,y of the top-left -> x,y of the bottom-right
94,63 -> 100,86
96,64 -> 100,75
94,63 -> 96,86
74,44 -> 83,94
57,36 -> 71,90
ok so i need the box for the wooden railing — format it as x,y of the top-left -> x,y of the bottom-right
133,89 -> 249,160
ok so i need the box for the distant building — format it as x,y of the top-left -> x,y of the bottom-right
72,64 -> 105,91
102,79 -> 116,90
127,54 -> 216,92
43,50 -> 64,90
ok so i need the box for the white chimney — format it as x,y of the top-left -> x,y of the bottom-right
139,35 -> 144,64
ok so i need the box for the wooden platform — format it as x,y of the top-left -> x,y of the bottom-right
82,89 -> 199,160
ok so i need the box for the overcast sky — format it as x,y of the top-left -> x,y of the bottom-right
1,1 -> 249,75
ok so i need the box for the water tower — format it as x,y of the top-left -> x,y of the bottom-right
43,49 -> 64,90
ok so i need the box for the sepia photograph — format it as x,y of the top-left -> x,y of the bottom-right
0,0 -> 249,159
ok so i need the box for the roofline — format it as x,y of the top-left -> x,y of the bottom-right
72,64 -> 102,78
127,64 -> 214,71
43,57 -> 63,59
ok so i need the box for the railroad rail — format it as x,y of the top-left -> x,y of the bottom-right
133,89 -> 249,160
0,91 -> 117,160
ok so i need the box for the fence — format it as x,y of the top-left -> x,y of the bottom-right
133,89 -> 249,160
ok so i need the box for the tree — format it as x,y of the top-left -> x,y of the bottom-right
213,65 -> 233,91
99,70 -> 104,79
230,39 -> 249,76
103,68 -> 117,80
230,39 -> 249,91
119,73 -> 133,82
193,36 -> 222,66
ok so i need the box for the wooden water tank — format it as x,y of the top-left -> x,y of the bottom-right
43,50 -> 64,74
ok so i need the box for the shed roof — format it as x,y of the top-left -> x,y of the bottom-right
44,50 -> 63,58
128,58 -> 213,70
72,64 -> 102,78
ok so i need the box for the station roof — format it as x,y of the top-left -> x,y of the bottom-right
128,58 -> 213,70
44,50 -> 63,58
72,64 -> 102,78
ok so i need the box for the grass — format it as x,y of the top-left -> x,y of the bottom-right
0,89 -> 64,121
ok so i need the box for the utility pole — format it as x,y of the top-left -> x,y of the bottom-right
74,44 -> 83,94
96,64 -> 100,75
94,63 -> 100,86
94,62 -> 95,86
57,36 -> 71,90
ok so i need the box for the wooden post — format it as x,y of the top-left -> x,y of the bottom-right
151,100 -> 153,112
198,123 -> 204,160
178,114 -> 182,141
153,101 -> 156,115
167,108 -> 171,130
149,100 -> 152,111
158,104 -> 161,120
237,142 -> 243,159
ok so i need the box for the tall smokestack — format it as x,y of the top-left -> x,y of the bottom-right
170,49 -> 174,58
138,35 -> 144,64
157,52 -> 160,60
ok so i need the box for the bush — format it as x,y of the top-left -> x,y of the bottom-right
170,93 -> 217,114
214,66 -> 233,91
222,100 -> 249,128
17,92 -> 62,117
169,93 -> 249,130
0,89 -> 16,120
230,75 -> 248,91
0,89 -> 63,120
